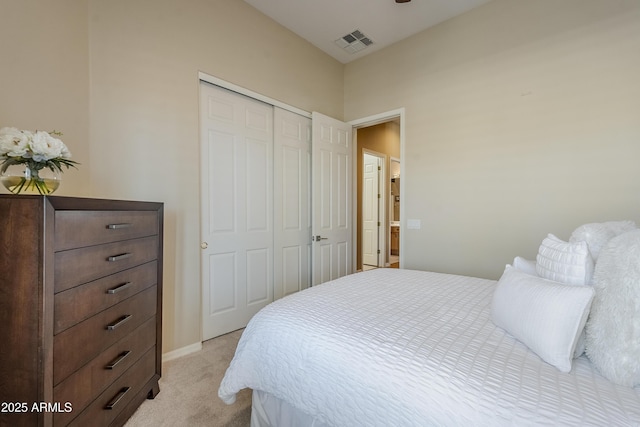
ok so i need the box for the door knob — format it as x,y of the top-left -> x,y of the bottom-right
201,242 -> 208,249
313,235 -> 328,241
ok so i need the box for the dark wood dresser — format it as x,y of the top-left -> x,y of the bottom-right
0,195 -> 163,427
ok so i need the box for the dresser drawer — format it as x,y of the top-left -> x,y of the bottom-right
53,286 -> 157,385
53,318 -> 156,426
55,236 -> 158,293
55,210 -> 158,251
66,346 -> 156,427
54,261 -> 157,334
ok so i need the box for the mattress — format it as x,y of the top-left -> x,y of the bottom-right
219,268 -> 640,426
251,389 -> 330,427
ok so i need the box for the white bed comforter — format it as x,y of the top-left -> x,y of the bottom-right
219,269 -> 640,426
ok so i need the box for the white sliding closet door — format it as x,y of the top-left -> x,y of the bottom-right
200,83 -> 273,341
274,109 -> 312,299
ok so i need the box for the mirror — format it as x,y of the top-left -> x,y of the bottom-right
390,159 -> 400,223
391,178 -> 400,222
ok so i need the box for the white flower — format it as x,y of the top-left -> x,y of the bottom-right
58,137 -> 72,159
0,127 -> 32,158
0,127 -> 78,180
29,131 -> 65,162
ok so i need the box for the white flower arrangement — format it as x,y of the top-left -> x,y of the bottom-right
0,127 -> 79,194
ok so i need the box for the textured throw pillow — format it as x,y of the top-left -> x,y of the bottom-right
491,265 -> 595,373
513,256 -> 537,276
570,220 -> 637,261
585,230 -> 640,387
536,234 -> 594,286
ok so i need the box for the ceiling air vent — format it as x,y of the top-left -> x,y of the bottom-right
335,29 -> 374,54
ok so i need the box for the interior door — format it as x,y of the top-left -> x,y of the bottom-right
362,153 -> 380,267
311,112 -> 353,285
200,83 -> 273,340
273,108 -> 312,299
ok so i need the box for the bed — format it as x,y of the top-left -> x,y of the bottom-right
218,224 -> 640,426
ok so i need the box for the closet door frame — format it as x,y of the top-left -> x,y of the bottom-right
199,73 -> 315,340
199,72 -> 310,119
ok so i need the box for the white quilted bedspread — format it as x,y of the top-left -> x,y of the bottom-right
218,269 -> 640,426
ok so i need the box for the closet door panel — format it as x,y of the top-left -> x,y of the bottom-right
208,130 -> 237,234
246,138 -> 270,233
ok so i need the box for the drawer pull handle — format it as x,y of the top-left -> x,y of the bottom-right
105,351 -> 131,370
107,253 -> 132,262
106,281 -> 132,294
107,223 -> 133,230
105,387 -> 130,410
106,314 -> 132,331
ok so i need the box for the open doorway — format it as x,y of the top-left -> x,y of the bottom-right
355,118 -> 401,271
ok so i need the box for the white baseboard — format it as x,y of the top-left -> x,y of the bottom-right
162,341 -> 202,363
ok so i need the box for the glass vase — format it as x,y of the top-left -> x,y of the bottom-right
1,164 -> 61,195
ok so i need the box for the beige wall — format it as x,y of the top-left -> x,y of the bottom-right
0,0 -> 91,196
345,0 -> 640,279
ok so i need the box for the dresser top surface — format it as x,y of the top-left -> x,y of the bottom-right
0,195 -> 163,211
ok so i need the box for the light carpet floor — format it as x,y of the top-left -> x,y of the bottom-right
125,329 -> 251,427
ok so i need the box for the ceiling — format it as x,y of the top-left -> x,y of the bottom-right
243,0 -> 493,64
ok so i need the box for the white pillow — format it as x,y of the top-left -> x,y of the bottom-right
491,265 -> 595,373
513,255 -> 586,358
513,256 -> 537,276
536,234 -> 594,286
585,230 -> 640,387
570,221 -> 637,261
